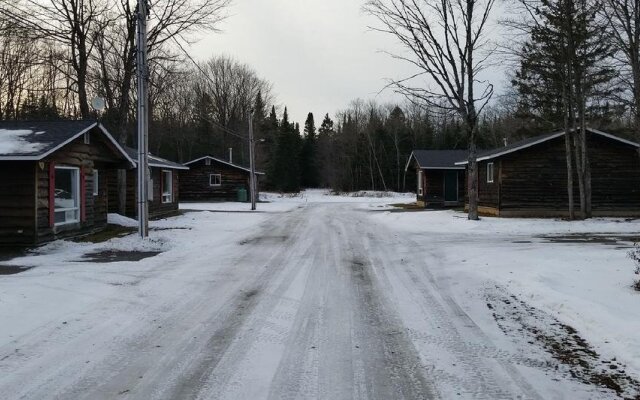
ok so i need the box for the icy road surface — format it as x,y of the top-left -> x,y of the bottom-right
0,198 -> 633,399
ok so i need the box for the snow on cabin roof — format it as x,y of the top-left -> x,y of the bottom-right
123,146 -> 189,170
0,120 -> 134,166
406,150 -> 468,171
184,155 -> 265,175
454,128 -> 640,165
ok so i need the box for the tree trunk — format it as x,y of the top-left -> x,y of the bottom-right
579,96 -> 592,218
572,116 -> 586,219
467,139 -> 479,220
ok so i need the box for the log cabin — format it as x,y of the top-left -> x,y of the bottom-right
0,120 -> 135,246
455,128 -> 640,217
180,156 -> 264,202
105,147 -> 189,218
405,150 -> 467,207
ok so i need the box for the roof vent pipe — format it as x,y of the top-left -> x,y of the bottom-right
229,148 -> 233,164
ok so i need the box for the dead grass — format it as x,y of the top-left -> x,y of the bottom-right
75,225 -> 136,244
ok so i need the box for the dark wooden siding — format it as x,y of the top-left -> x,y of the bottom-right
106,167 -> 180,218
180,160 -> 252,201
423,170 -> 444,204
590,135 -> 640,211
417,169 -> 465,206
477,160 -> 500,209
34,132 -> 127,244
481,133 -> 640,215
0,162 -> 36,245
149,168 -> 180,216
106,169 -> 136,216
499,137 -> 569,212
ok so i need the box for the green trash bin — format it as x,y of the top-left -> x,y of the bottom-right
237,188 -> 248,202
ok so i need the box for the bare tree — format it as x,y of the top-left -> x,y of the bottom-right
602,0 -> 640,145
93,0 -> 231,143
365,0 -> 496,220
0,0 -> 111,118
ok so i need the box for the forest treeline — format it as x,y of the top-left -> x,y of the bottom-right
1,0 -> 639,196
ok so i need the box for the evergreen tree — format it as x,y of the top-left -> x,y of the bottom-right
264,106 -> 280,188
18,93 -> 59,120
271,107 -> 302,192
317,114 -> 335,188
512,0 -> 616,218
300,112 -> 320,188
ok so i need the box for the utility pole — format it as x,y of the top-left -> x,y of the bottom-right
248,109 -> 257,211
136,0 -> 149,238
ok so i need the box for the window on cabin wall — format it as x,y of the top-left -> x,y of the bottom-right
487,162 -> 494,183
54,166 -> 80,225
162,170 -> 173,203
210,174 -> 222,187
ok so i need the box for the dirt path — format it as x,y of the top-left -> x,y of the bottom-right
0,203 -> 622,399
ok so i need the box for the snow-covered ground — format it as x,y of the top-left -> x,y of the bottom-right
372,209 -> 640,388
180,189 -> 415,213
0,192 -> 638,399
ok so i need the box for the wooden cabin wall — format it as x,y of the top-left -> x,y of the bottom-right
0,162 -> 37,245
589,135 -> 640,211
180,161 -> 251,201
36,132 -> 126,244
106,169 -> 136,216
458,170 -> 466,200
149,168 -> 180,216
492,134 -> 639,215
499,138 -> 575,213
423,170 -> 444,204
477,161 -> 500,209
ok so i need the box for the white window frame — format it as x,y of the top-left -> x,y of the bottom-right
487,162 -> 494,183
417,170 -> 424,196
209,174 -> 222,187
205,158 -> 211,166
93,169 -> 99,196
162,170 -> 173,204
54,166 -> 80,226
84,132 -> 90,144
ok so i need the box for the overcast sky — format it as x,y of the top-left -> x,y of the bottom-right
190,0 -> 506,126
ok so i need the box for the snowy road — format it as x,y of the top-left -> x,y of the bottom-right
0,200 -> 632,399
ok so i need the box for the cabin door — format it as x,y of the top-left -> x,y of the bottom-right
444,171 -> 458,202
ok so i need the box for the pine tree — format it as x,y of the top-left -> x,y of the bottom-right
300,112 -> 319,188
317,114 -> 335,188
512,0 -> 615,218
271,107 -> 302,192
265,106 -> 280,188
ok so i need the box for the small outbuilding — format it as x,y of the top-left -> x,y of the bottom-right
106,147 -> 189,218
0,120 -> 135,246
180,156 -> 263,202
455,128 -> 640,217
405,150 -> 467,207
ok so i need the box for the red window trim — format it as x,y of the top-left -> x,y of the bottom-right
48,162 -> 55,227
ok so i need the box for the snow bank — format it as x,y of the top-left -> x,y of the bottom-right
262,189 -> 414,203
107,213 -> 138,227
372,208 -> 640,235
0,129 -> 44,154
181,189 -> 414,213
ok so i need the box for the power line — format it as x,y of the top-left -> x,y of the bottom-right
147,6 -> 249,142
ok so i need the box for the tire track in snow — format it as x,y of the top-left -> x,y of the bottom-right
176,205 -> 322,400
1,207 -> 307,400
